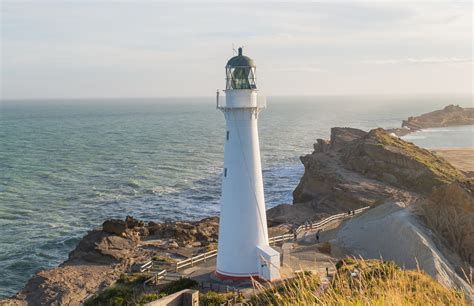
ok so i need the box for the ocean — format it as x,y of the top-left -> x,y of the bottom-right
0,95 -> 472,297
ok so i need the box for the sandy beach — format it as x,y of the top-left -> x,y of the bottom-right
432,148 -> 474,173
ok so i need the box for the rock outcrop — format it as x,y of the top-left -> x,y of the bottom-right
147,217 -> 219,248
2,216 -> 220,306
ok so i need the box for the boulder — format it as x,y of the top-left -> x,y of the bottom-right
125,215 -> 144,228
329,127 -> 367,151
102,219 -> 127,236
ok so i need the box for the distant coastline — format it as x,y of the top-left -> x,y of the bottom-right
386,104 -> 474,137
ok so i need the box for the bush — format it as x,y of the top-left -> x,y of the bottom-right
152,255 -> 175,263
84,285 -> 134,306
118,272 -> 151,285
160,278 -> 199,295
136,293 -> 166,305
200,291 -> 235,305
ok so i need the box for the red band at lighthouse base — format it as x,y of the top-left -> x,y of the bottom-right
214,270 -> 263,282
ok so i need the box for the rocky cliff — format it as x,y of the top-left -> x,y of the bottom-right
267,127 -> 467,225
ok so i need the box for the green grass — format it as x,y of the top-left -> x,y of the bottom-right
136,293 -> 166,305
200,291 -> 237,305
152,255 -> 175,263
84,285 -> 134,306
118,272 -> 151,285
160,278 -> 199,295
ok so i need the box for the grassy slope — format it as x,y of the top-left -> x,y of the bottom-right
360,128 -> 467,193
372,128 -> 465,184
252,258 -> 469,305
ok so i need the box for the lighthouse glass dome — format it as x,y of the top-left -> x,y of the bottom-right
225,48 -> 257,90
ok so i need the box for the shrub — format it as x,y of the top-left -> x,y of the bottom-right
118,272 -> 151,285
152,255 -> 175,263
160,278 -> 199,295
84,285 -> 134,306
136,293 -> 167,305
200,291 -> 235,305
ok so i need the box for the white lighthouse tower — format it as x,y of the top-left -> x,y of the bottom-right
215,48 -> 280,281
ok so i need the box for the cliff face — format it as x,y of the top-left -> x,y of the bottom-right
402,104 -> 474,130
291,127 -> 466,214
282,128 -> 413,225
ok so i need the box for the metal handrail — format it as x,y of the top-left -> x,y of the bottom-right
216,95 -> 267,110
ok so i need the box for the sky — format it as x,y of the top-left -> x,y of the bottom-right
1,1 -> 472,99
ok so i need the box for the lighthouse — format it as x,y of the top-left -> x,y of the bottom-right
215,48 -> 280,281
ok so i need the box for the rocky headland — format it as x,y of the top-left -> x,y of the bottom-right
386,104 -> 474,136
267,126 -> 466,224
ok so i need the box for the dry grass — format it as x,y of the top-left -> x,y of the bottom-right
416,182 -> 474,266
252,257 -> 468,305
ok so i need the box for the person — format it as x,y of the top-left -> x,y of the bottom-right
316,229 -> 321,242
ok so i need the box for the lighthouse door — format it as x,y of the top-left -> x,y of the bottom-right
256,246 -> 281,281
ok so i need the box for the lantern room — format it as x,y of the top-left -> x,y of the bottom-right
225,47 -> 257,90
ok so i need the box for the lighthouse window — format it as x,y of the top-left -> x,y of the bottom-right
224,168 -> 227,177
226,66 -> 257,90
226,131 -> 229,140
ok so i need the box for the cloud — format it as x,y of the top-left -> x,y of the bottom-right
366,58 -> 473,64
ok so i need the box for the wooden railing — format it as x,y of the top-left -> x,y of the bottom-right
140,260 -> 153,272
269,206 -> 370,245
175,249 -> 217,272
144,269 -> 167,286
142,206 -> 370,287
